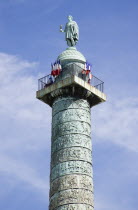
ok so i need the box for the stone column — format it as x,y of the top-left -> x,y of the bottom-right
49,96 -> 94,210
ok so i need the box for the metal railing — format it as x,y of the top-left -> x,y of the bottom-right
90,75 -> 104,92
38,74 -> 55,91
38,64 -> 104,92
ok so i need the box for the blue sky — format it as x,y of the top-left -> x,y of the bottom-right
0,0 -> 138,210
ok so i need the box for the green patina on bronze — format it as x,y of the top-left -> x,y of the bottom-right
50,97 -> 94,209
60,15 -> 79,47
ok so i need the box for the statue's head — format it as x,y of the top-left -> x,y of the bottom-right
68,15 -> 73,21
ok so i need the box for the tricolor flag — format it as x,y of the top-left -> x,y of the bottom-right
83,61 -> 91,74
82,61 -> 93,83
51,60 -> 61,76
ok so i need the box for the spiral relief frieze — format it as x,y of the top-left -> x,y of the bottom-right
51,147 -> 92,168
51,134 -> 92,154
56,204 -> 94,210
52,121 -> 91,140
52,108 -> 90,129
50,174 -> 93,197
52,97 -> 90,117
50,189 -> 94,209
50,97 -> 93,209
50,160 -> 92,181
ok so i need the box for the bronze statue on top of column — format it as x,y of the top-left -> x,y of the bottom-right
60,15 -> 79,47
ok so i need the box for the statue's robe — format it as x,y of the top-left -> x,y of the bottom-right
65,21 -> 79,45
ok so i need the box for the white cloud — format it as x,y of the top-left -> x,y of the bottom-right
0,52 -> 51,123
0,52 -> 51,196
0,154 -> 48,195
0,53 -> 51,155
93,96 -> 138,152
0,53 -> 36,73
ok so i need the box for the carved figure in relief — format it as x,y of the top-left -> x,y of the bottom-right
53,121 -> 90,137
68,206 -> 75,210
68,177 -> 77,188
80,176 -> 92,189
50,189 -> 93,207
52,108 -> 91,130
53,98 -> 90,115
51,160 -> 92,181
56,204 -> 94,210
50,174 -> 93,196
57,134 -> 84,146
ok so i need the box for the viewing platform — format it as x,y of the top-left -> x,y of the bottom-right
36,63 -> 106,107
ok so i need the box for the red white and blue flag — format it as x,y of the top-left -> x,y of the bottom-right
82,62 -> 92,74
82,62 -> 92,83
51,60 -> 62,76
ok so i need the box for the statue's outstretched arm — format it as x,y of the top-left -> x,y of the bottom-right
60,25 -> 65,33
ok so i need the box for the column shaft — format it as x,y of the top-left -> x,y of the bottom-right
49,97 -> 94,210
